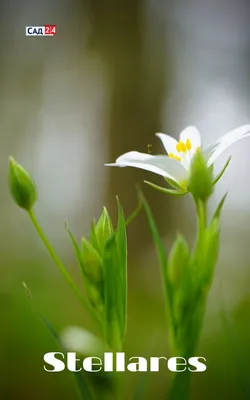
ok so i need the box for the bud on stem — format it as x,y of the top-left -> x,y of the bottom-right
9,157 -> 37,211
188,151 -> 213,202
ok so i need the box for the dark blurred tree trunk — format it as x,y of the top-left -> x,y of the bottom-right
85,0 -> 175,255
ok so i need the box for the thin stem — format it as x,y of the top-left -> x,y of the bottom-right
167,197 -> 209,400
194,197 -> 207,240
167,369 -> 192,400
28,208 -> 102,330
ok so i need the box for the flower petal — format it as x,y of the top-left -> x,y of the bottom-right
116,151 -> 154,163
179,126 -> 201,149
155,133 -> 178,155
105,152 -> 188,183
206,125 -> 250,166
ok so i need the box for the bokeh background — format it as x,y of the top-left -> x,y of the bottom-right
2,0 -> 250,399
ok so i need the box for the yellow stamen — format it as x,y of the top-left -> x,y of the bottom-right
176,140 -> 186,153
169,153 -> 181,161
186,138 -> 192,150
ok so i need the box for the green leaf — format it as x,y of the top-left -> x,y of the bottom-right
138,189 -> 167,283
100,200 -> 127,350
138,189 -> 175,327
9,157 -> 37,210
65,221 -> 83,270
22,283 -> 94,400
144,180 -> 187,196
212,156 -> 231,186
103,233 -> 122,351
211,193 -> 227,221
90,220 -> 100,252
116,197 -> 127,339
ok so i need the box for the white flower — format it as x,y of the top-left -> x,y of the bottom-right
105,125 -> 250,190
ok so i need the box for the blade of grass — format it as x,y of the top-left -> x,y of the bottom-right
116,198 -> 127,340
138,189 -> 175,329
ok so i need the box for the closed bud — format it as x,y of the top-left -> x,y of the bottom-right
86,283 -> 104,314
188,151 -> 213,202
94,207 -> 113,252
81,238 -> 103,284
9,157 -> 37,210
168,235 -> 189,285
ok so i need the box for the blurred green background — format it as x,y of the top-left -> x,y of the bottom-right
2,0 -> 250,398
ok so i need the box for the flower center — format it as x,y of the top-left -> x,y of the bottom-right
169,139 -> 192,161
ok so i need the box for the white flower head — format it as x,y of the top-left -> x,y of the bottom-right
106,125 -> 250,193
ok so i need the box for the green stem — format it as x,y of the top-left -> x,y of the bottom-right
167,369 -> 192,400
194,197 -> 207,240
167,198 -> 208,400
28,208 -> 102,330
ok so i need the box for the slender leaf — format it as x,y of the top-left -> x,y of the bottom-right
22,283 -> 94,400
103,234 -> 122,351
116,197 -> 127,339
138,190 -> 175,327
138,190 -> 167,282
212,156 -> 231,185
144,180 -> 187,196
90,220 -> 101,253
65,221 -> 83,270
211,192 -> 227,222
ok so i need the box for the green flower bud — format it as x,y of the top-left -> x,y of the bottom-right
188,151 -> 213,202
94,207 -> 113,252
168,235 -> 189,285
81,238 -> 103,284
86,283 -> 104,314
9,157 -> 37,210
